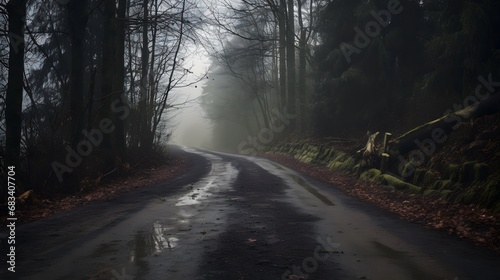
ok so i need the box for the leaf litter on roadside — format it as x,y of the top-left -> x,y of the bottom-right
263,153 -> 500,252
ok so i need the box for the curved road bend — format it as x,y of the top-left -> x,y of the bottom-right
1,146 -> 499,280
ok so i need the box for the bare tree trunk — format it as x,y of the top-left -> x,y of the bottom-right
147,0 -> 159,147
5,0 -> 26,198
87,66 -> 97,130
113,0 -> 127,155
127,1 -> 139,149
139,0 -> 151,151
298,0 -> 307,132
271,23 -> 280,108
152,0 -> 186,136
278,0 -> 287,108
100,0 -> 117,165
67,0 -> 87,147
286,0 -> 296,130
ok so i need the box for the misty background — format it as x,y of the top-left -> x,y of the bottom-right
1,0 -> 499,200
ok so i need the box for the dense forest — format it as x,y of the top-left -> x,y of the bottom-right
0,0 -> 203,200
201,0 -> 500,151
1,0 -> 500,200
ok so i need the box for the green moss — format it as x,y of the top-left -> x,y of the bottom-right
443,180 -> 453,190
343,157 -> 356,170
424,189 -> 436,197
423,171 -> 438,187
459,161 -> 477,183
455,188 -> 476,204
325,151 -> 334,162
478,177 -> 500,208
408,184 -> 422,194
360,168 -> 381,181
424,189 -> 452,199
325,148 -> 334,161
440,190 -> 452,199
327,148 -> 336,159
329,162 -> 344,170
353,164 -> 361,175
327,159 -> 354,171
474,163 -> 489,182
412,168 -> 426,186
447,164 -> 460,182
317,147 -> 330,162
324,148 -> 356,171
297,146 -> 319,163
401,162 -> 415,179
360,169 -> 421,194
432,180 -> 442,190
432,180 -> 453,190
378,174 -> 421,193
270,138 -> 499,212
442,163 -> 451,178
333,152 -> 347,162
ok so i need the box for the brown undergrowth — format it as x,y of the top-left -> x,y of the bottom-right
6,153 -> 187,223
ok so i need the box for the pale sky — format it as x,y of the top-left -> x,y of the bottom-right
166,44 -> 213,147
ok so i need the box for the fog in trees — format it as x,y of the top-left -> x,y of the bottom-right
1,0 -> 499,206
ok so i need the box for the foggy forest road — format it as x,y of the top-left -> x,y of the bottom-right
2,146 -> 499,280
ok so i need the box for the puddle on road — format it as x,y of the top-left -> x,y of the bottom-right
121,148 -> 239,273
176,153 -> 239,206
128,221 -> 179,262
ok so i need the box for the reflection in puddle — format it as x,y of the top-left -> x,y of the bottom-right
176,158 -> 239,206
129,221 -> 178,262
123,148 -> 239,278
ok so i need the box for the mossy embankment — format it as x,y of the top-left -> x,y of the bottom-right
265,112 -> 500,213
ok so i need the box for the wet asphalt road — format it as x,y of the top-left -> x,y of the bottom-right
1,146 -> 499,280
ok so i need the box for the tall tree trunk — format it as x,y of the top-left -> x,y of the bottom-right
100,0 -> 117,164
153,0 -> 186,136
139,0 -> 152,151
286,0 -> 296,130
5,0 -> 26,198
67,0 -> 87,147
147,0 -> 158,147
87,66 -> 97,130
298,30 -> 306,132
127,1 -> 139,149
297,0 -> 307,132
271,23 -> 279,108
113,0 -> 127,155
278,0 -> 287,108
